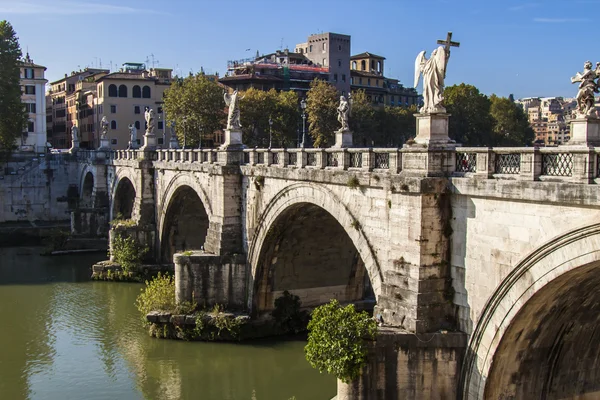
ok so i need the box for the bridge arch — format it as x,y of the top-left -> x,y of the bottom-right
157,173 -> 213,263
461,223 -> 600,399
111,176 -> 136,220
247,183 -> 383,313
78,164 -> 96,208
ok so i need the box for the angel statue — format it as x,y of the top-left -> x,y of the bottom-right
128,124 -> 137,148
571,61 -> 600,117
414,46 -> 448,114
337,95 -> 352,132
100,116 -> 109,139
224,90 -> 244,130
144,107 -> 155,133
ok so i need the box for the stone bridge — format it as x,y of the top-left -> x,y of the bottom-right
73,141 -> 600,399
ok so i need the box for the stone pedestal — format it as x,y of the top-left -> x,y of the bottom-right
219,128 -> 244,150
140,130 -> 157,151
332,129 -> 353,148
568,116 -> 600,146
98,137 -> 111,150
414,113 -> 453,146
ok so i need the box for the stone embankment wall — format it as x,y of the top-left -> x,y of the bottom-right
0,153 -> 79,223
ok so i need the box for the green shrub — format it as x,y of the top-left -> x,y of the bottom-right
43,229 -> 70,252
305,299 -> 377,383
272,290 -> 308,334
112,233 -> 147,272
347,176 -> 360,189
135,273 -> 176,321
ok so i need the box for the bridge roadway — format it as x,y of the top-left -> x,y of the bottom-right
73,144 -> 600,399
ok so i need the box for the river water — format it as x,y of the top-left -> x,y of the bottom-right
0,247 -> 335,400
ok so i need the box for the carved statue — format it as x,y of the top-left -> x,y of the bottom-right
337,95 -> 351,132
100,116 -> 109,139
71,124 -> 79,142
144,107 -> 155,133
224,90 -> 244,129
128,124 -> 137,147
571,61 -> 600,117
414,46 -> 448,114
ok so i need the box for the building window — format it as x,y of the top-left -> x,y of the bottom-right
323,42 -> 327,51
338,59 -> 341,67
158,121 -> 163,130
108,84 -> 117,97
24,68 -> 34,79
333,73 -> 338,82
338,44 -> 342,51
351,77 -> 354,85
28,121 -> 34,132
110,105 -> 117,113
111,120 -> 117,130
323,58 -> 327,66
342,74 -> 346,82
377,61 -> 382,72
368,78 -> 371,86
132,85 -> 141,98
361,60 -> 366,70
359,78 -> 362,85
111,138 -> 117,145
352,61 -> 357,70
24,85 -> 35,95
118,84 -> 127,98
142,86 -> 151,98
371,60 -> 375,70
309,45 -> 312,52
135,121 -> 141,130
157,107 -> 163,114
134,105 -> 140,114
24,103 -> 36,113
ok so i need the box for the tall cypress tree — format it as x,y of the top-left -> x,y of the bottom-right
0,21 -> 27,155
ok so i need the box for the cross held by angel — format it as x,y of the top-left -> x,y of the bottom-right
414,32 -> 460,114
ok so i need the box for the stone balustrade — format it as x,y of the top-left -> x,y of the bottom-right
454,147 -> 600,183
156,149 -> 219,163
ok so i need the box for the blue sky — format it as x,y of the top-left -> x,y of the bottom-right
2,0 -> 596,99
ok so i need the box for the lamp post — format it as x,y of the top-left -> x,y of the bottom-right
300,99 -> 307,148
268,116 -> 273,149
182,116 -> 187,149
198,124 -> 203,150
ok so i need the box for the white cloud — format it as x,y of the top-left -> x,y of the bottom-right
534,17 -> 589,23
0,1 -> 160,15
509,3 -> 540,11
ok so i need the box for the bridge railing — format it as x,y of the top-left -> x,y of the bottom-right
454,147 -> 600,183
241,148 -> 402,172
113,149 -> 139,161
156,149 -> 219,164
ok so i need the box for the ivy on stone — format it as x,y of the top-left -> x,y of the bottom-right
304,299 -> 377,383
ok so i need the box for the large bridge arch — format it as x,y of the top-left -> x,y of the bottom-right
157,173 -> 213,263
247,183 -> 383,313
110,168 -> 142,221
80,170 -> 95,208
461,223 -> 600,399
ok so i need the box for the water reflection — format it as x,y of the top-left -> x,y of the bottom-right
0,247 -> 335,400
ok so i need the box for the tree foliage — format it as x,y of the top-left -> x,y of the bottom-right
0,20 -> 27,154
306,80 -> 339,147
239,88 -> 299,147
163,74 -> 225,147
305,299 -> 377,383
489,94 -> 534,146
444,83 -> 494,146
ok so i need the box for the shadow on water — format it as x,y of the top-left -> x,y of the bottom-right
0,246 -> 335,400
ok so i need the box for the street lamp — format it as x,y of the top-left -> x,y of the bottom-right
300,99 -> 307,148
182,116 -> 187,149
268,116 -> 273,149
198,124 -> 203,150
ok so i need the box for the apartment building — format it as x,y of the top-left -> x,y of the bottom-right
19,53 -> 48,152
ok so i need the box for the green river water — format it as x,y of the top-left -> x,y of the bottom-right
0,247 -> 335,400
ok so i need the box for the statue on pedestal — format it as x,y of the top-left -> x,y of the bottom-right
336,95 -> 351,132
71,124 -> 79,143
144,107 -> 155,133
571,61 -> 600,117
224,90 -> 244,129
100,116 -> 109,139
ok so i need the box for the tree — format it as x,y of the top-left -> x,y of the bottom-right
349,90 -> 376,147
306,80 -> 339,147
375,105 -> 418,147
305,299 -> 376,383
0,21 -> 27,156
239,88 -> 299,148
444,84 -> 493,146
163,74 -> 224,147
489,94 -> 534,146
